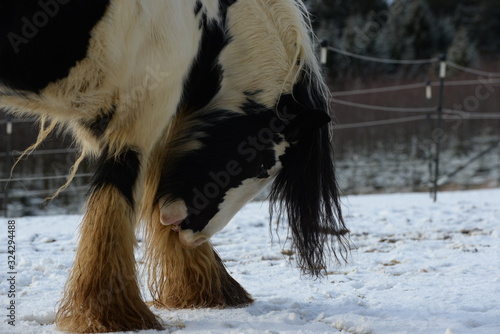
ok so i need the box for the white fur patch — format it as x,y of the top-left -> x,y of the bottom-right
196,175 -> 276,242
0,1 -> 225,156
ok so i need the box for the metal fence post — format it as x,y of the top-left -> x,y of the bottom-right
433,54 -> 447,202
4,116 -> 13,217
425,80 -> 434,197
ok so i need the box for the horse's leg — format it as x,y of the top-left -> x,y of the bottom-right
56,148 -> 162,333
144,206 -> 253,309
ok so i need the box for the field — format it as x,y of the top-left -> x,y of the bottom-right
1,189 -> 499,334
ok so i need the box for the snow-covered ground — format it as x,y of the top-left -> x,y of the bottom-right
1,189 -> 499,334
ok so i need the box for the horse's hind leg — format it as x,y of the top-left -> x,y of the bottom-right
144,207 -> 253,309
55,149 -> 162,333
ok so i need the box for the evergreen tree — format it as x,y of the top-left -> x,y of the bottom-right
470,0 -> 500,54
308,0 -> 350,41
453,0 -> 481,27
307,0 -> 498,79
426,0 -> 458,16
350,0 -> 387,17
373,0 -> 439,75
447,27 -> 479,67
308,0 -> 388,43
309,0 -> 389,78
405,0 -> 439,60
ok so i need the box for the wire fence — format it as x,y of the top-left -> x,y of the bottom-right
324,45 -> 500,200
1,47 -> 500,216
332,79 -> 500,97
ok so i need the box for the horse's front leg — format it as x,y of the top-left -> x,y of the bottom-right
55,148 -> 162,333
144,206 -> 254,309
141,140 -> 254,310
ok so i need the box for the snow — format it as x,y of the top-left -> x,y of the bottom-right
1,189 -> 500,334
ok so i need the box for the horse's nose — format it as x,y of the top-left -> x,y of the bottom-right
159,199 -> 188,227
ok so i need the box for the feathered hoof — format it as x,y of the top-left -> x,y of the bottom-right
55,296 -> 163,333
154,247 -> 254,309
146,225 -> 253,309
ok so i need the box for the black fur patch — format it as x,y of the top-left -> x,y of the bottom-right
91,148 -> 141,207
277,82 -> 331,141
219,0 -> 238,8
219,0 -> 238,17
0,0 -> 110,92
194,0 -> 203,16
180,2 -> 235,112
156,107 -> 284,233
241,97 -> 271,115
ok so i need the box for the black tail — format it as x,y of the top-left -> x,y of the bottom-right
270,73 -> 349,277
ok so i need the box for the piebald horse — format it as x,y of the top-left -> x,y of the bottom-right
0,0 -> 348,332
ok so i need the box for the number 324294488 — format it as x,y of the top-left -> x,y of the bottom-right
7,220 -> 16,270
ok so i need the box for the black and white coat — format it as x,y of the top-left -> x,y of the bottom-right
1,1 -> 348,332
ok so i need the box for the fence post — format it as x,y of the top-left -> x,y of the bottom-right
425,80 -> 434,197
433,54 -> 447,202
4,116 -> 13,217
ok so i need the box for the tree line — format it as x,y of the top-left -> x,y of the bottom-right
307,0 -> 500,80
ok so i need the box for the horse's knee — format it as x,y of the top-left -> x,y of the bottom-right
90,147 -> 142,207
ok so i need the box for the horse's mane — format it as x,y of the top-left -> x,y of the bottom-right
268,1 -> 350,276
